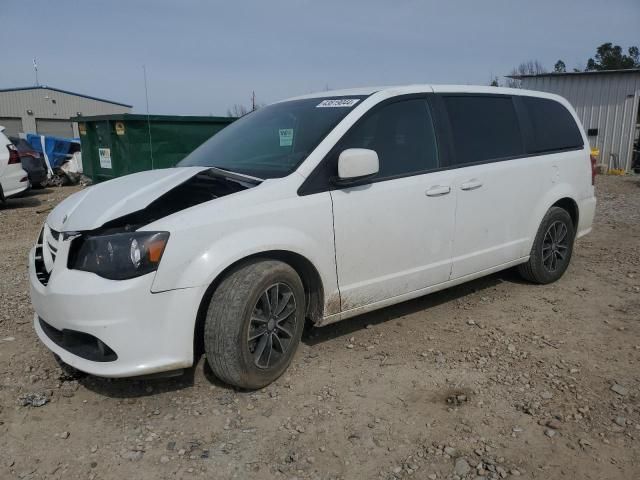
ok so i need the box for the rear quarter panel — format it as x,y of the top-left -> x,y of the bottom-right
524,93 -> 595,246
523,148 -> 591,254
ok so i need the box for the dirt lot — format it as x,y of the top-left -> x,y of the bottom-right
1,177 -> 638,480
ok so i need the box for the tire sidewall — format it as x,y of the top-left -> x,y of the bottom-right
532,208 -> 575,283
233,263 -> 305,388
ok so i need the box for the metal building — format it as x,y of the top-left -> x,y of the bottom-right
508,69 -> 640,171
0,86 -> 132,138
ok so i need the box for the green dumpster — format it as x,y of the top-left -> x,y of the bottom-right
77,114 -> 235,183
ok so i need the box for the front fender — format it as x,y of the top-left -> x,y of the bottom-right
148,182 -> 339,319
153,225 -> 335,293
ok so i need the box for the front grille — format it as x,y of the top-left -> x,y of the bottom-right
39,317 -> 118,362
34,225 -> 60,286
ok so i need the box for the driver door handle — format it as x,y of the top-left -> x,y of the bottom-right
460,180 -> 483,191
425,185 -> 451,197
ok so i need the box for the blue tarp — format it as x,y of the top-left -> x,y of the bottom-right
25,133 -> 80,169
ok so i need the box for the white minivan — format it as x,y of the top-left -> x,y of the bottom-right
29,85 -> 596,389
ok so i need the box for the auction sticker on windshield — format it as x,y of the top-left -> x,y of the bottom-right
279,128 -> 294,146
316,99 -> 360,108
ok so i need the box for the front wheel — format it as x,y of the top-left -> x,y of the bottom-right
203,260 -> 305,389
518,206 -> 575,284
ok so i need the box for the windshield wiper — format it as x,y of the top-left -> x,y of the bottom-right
207,167 -> 263,185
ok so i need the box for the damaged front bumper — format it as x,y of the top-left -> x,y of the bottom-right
29,246 -> 205,378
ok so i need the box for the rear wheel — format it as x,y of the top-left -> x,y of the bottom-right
518,206 -> 575,284
203,260 -> 305,389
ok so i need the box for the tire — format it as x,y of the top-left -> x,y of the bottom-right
204,260 -> 305,389
518,206 -> 575,284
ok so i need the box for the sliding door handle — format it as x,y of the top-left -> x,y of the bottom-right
460,180 -> 483,191
425,185 -> 451,197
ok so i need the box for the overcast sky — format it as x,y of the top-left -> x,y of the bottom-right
2,0 -> 638,115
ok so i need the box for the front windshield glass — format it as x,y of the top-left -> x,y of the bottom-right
178,97 -> 366,178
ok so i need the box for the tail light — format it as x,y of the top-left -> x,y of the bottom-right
590,154 -> 597,185
7,144 -> 21,165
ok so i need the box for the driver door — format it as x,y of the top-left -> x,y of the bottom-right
329,97 -> 457,311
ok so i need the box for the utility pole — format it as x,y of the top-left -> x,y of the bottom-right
251,91 -> 256,111
33,58 -> 39,86
143,65 -> 154,169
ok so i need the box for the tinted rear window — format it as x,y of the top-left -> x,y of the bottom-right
443,95 -> 524,165
521,97 -> 583,153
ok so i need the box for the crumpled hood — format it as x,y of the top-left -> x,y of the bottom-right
47,167 -> 209,232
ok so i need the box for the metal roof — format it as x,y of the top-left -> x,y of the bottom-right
507,68 -> 640,79
75,113 -> 233,123
0,85 -> 132,108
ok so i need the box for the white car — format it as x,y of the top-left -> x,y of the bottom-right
0,127 -> 29,202
29,85 -> 596,389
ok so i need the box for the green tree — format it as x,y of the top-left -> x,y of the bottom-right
586,43 -> 640,71
554,60 -> 567,73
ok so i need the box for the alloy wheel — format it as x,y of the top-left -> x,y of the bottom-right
542,220 -> 569,272
247,283 -> 297,369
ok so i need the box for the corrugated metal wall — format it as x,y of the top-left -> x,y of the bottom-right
520,72 -> 640,171
0,87 -> 131,137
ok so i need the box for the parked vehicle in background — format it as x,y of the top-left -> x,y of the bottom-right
24,134 -> 82,186
9,136 -> 48,187
29,85 -> 596,390
0,128 -> 29,202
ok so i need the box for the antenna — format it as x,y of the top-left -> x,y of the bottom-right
33,58 -> 39,86
251,90 -> 256,111
143,65 -> 154,169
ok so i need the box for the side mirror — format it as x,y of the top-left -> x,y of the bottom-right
334,148 -> 379,185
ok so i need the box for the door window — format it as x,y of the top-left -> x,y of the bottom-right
339,98 -> 439,179
443,95 -> 524,165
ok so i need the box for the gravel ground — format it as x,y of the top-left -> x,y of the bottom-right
1,177 -> 639,480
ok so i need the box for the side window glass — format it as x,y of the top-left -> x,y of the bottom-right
443,95 -> 524,165
339,99 -> 439,178
521,97 -> 583,153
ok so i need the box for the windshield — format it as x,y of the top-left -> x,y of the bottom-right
178,96 -> 366,178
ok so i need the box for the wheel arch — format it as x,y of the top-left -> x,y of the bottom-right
551,197 -> 579,228
192,250 -> 325,360
525,181 -> 581,252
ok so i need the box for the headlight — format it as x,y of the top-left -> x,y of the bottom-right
68,231 -> 169,280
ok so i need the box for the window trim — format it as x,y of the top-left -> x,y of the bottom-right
431,93 -> 585,168
298,93 -> 445,195
297,92 -> 587,197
